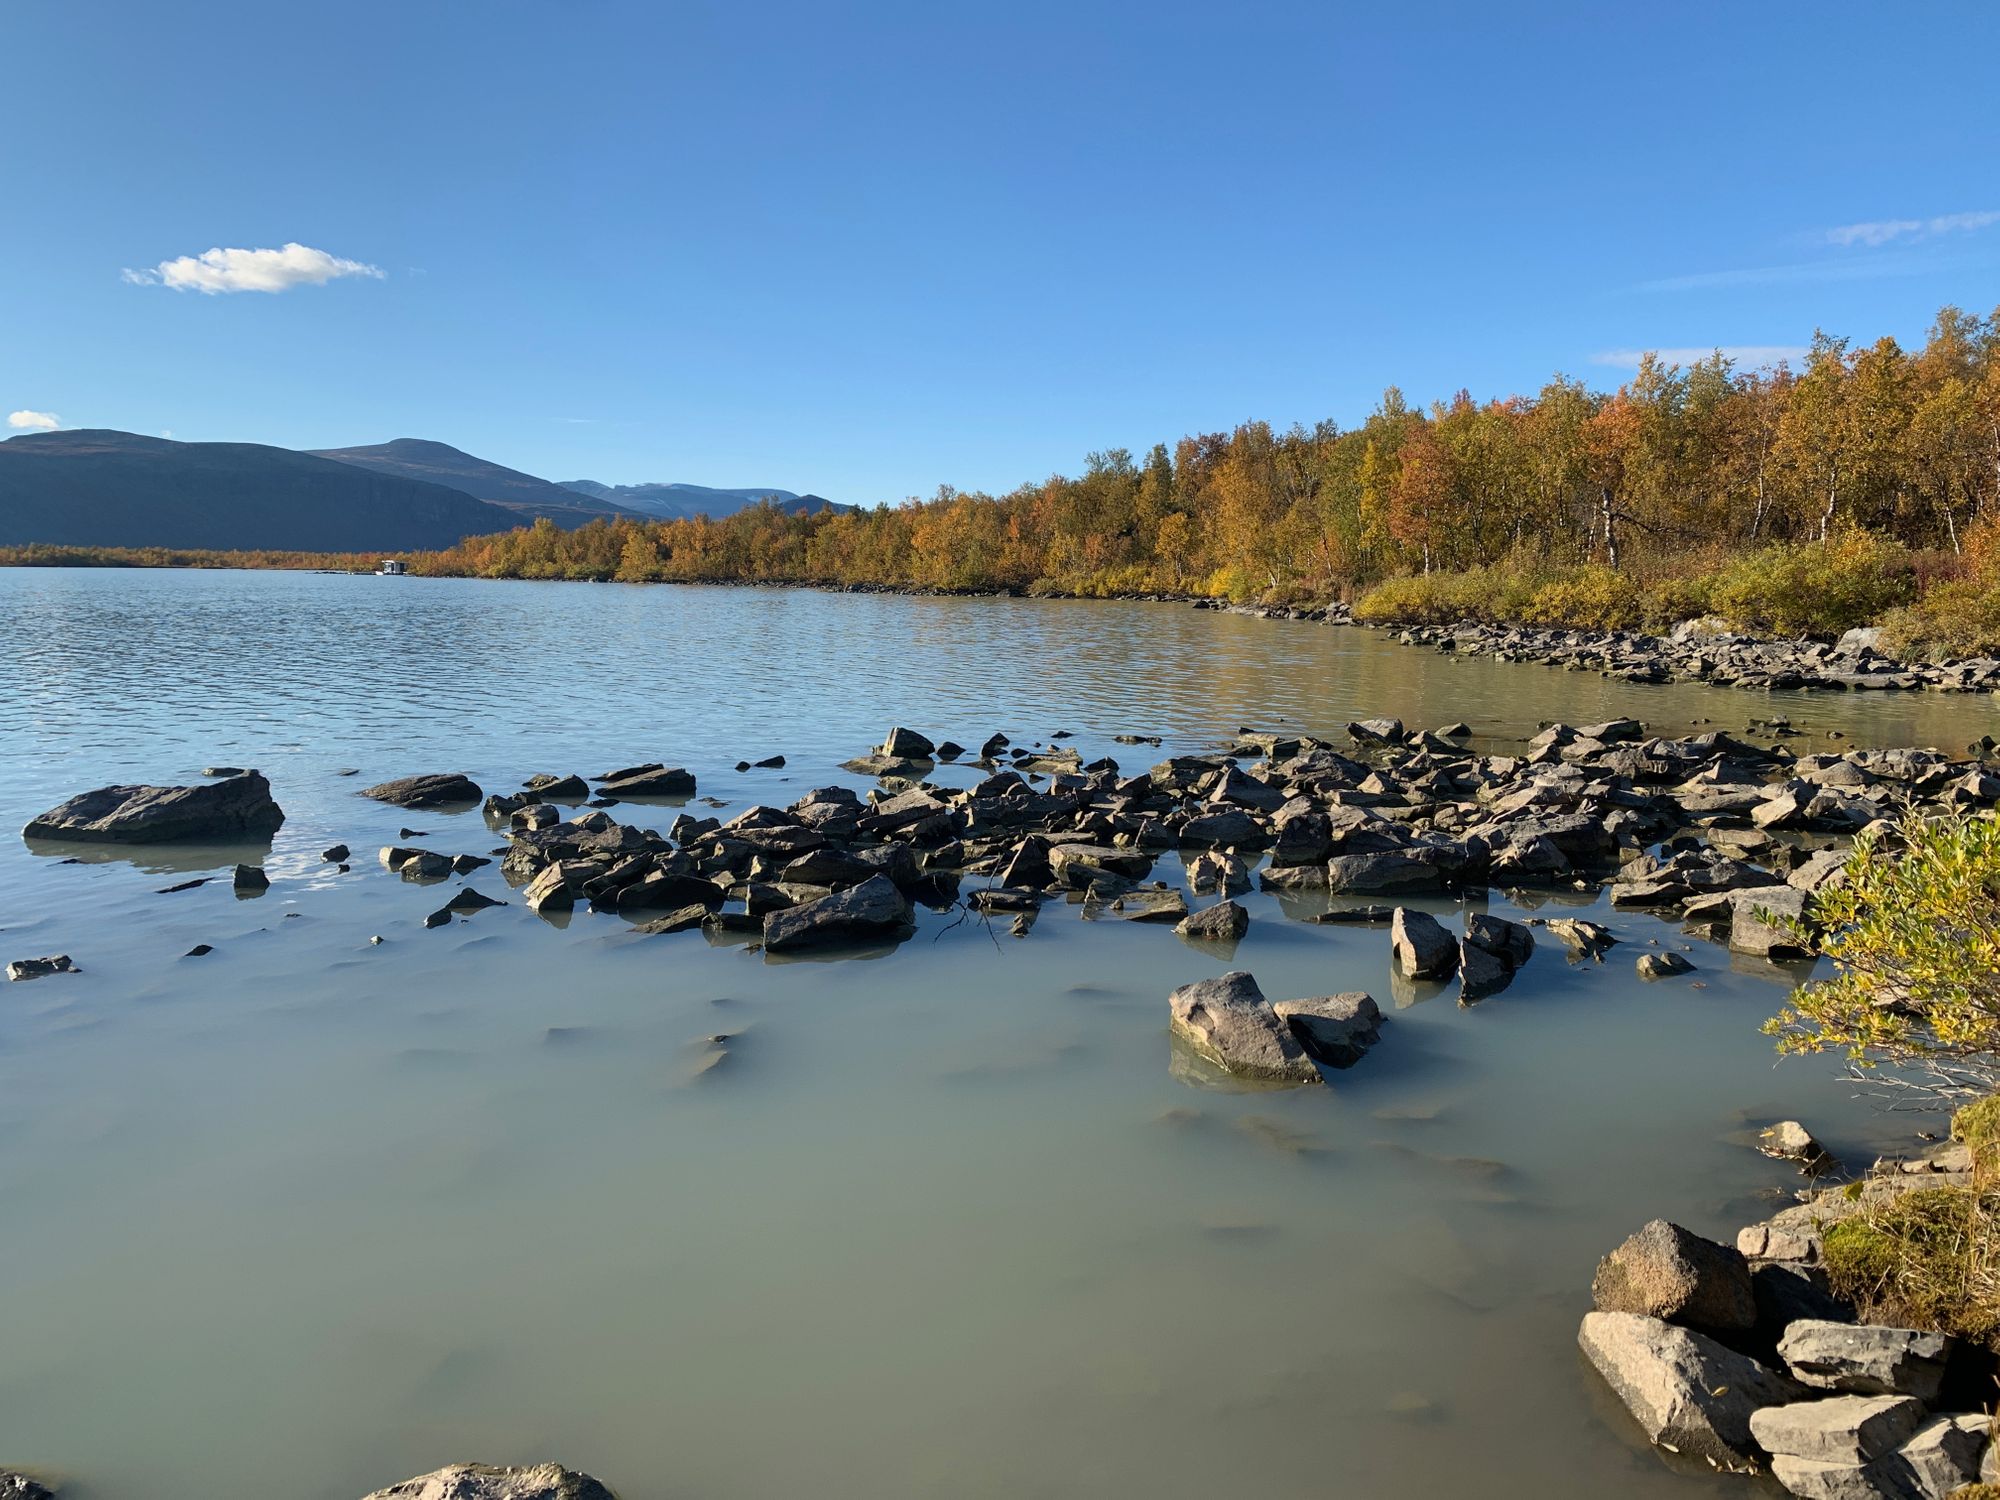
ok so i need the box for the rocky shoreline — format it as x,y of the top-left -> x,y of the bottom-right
16,710 -> 1998,983
1375,616 -> 2000,695
1579,1134 -> 1996,1497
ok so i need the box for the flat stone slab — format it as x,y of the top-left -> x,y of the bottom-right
24,770 -> 284,843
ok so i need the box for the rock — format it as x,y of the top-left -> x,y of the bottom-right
0,1473 -> 55,1500
184,943 -> 213,957
880,727 -> 935,758
522,861 -> 589,914
1760,1120 -> 1836,1171
1464,912 -> 1534,968
1779,1321 -> 1955,1404
762,874 -> 914,953
1166,971 -> 1320,1086
1836,626 -> 1886,656
1591,1218 -> 1757,1333
1176,900 -> 1249,940
1578,1311 -> 1805,1468
1272,992 -> 1381,1067
1543,916 -> 1617,956
1637,951 -> 1694,979
1457,940 -> 1514,1001
361,773 -> 481,809
232,863 -> 269,893
1753,1394 -> 1929,1466
444,887 -> 505,914
321,843 -> 350,862
6,955 -> 73,982
1754,1262 -> 1855,1331
524,773 -> 589,799
358,1462 -> 618,1500
1326,849 -> 1453,893
1346,717 -> 1405,745
23,770 -> 285,843
1768,1411 -> 1988,1500
1391,907 -> 1458,979
593,764 -> 695,797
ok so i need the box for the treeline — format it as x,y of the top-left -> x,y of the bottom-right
415,305 -> 2000,600
11,305 -> 2000,648
0,543 -> 381,572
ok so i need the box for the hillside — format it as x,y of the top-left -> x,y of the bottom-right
310,438 -> 632,527
0,430 -> 518,552
560,478 -> 845,521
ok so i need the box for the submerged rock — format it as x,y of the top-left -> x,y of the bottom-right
358,1462 -> 619,1500
1637,950 -> 1695,979
6,955 -> 74,982
23,770 -> 285,843
1166,970 -> 1320,1086
232,863 -> 269,894
362,773 -> 482,809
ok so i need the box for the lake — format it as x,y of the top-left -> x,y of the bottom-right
0,568 -> 1989,1500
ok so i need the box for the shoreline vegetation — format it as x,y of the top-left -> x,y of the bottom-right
10,308 -> 2000,656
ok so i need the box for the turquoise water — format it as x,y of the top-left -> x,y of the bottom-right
0,569 -> 1986,1500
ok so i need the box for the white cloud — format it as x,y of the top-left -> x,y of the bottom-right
159,429 -> 175,439
7,409 -> 60,431
122,242 -> 385,295
1826,210 -> 2000,248
1591,345 -> 1809,371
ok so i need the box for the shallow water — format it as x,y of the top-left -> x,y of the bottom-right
0,569 -> 1991,1500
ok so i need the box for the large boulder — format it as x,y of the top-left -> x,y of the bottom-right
0,1474 -> 54,1500
1591,1219 -> 1757,1334
1167,971 -> 1320,1086
359,1462 -> 618,1500
1390,907 -> 1458,979
1779,1321 -> 1955,1404
762,874 -> 913,953
23,770 -> 284,843
362,773 -> 482,809
1578,1311 -> 1805,1467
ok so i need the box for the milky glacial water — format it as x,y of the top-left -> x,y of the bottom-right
1,568 -> 1994,1500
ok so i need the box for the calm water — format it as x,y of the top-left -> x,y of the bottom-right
1,569 -> 1994,1500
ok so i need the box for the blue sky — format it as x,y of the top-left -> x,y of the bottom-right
4,2 -> 1997,504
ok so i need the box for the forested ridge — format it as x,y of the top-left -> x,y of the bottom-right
12,306 -> 2000,651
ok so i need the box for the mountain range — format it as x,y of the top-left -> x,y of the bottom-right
0,429 -> 840,553
558,479 -> 848,522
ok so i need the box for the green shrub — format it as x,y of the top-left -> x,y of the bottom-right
1765,812 -> 2000,1081
1519,566 -> 1643,630
1822,1187 -> 1999,1345
1881,581 -> 2000,660
1708,531 -> 1914,638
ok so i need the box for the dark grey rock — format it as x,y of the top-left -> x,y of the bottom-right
24,770 -> 285,843
361,773 -> 482,809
